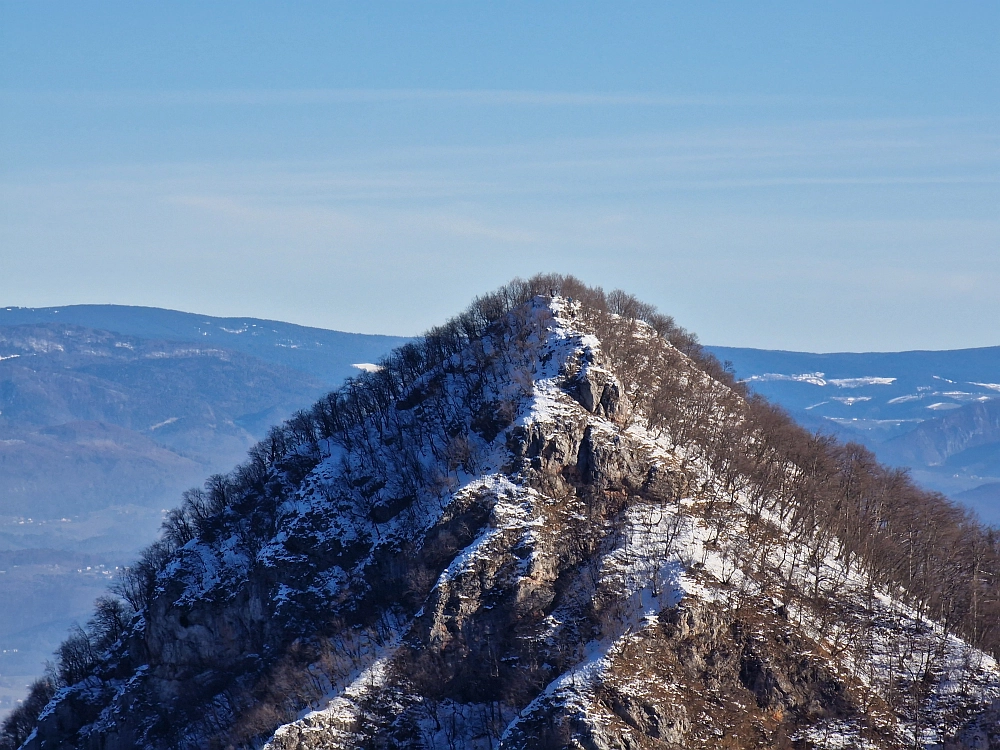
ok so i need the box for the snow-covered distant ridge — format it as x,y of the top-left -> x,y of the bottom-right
743,371 -> 897,388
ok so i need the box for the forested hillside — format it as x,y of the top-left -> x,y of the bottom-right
9,277 -> 1000,749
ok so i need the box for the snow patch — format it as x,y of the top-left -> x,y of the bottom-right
828,376 -> 896,388
742,373 -> 896,389
148,417 -> 179,431
971,382 -> 1000,392
830,396 -> 872,405
744,372 -> 828,386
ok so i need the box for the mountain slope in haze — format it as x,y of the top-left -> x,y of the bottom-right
708,345 -> 1000,522
0,315 -> 407,721
880,399 -> 1000,468
0,323 -> 324,513
0,305 -> 411,385
13,278 -> 1000,750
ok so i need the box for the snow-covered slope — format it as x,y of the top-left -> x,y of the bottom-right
14,280 -> 1000,749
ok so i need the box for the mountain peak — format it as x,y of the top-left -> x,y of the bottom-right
11,277 -> 1000,749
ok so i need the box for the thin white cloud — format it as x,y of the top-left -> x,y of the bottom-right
0,87 -> 824,108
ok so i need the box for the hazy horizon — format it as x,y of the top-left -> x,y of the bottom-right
6,300 -> 1000,356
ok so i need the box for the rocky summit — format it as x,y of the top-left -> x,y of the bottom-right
10,276 -> 1000,749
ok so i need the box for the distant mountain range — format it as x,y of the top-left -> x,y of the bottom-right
707,345 -> 1000,523
0,304 -> 408,384
0,305 -> 408,716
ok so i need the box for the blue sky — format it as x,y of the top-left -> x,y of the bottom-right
1,2 -> 997,350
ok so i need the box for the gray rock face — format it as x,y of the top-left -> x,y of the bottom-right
572,364 -> 631,425
577,425 -> 648,490
605,689 -> 690,745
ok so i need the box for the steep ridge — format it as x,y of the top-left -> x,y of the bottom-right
10,277 -> 1000,749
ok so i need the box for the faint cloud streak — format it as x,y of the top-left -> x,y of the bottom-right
1,88 -> 828,108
